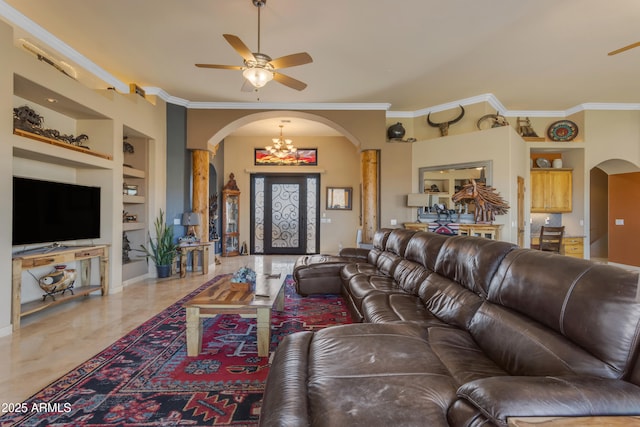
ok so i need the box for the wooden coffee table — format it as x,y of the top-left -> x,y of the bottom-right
184,274 -> 286,357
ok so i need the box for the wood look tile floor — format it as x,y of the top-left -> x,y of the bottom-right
0,254 -> 297,404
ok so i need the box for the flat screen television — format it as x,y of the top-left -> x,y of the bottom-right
13,177 -> 101,246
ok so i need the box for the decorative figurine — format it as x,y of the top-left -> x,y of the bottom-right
38,265 -> 76,301
427,105 -> 465,136
452,179 -> 510,223
13,105 -> 90,148
123,232 -> 131,263
517,117 -> 539,137
223,173 -> 239,191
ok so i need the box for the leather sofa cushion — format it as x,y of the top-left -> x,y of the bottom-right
259,331 -> 314,426
374,229 -> 417,276
392,259 -> 430,294
294,257 -> 362,294
419,274 -> 485,330
404,231 -> 451,272
340,262 -> 380,284
488,249 -> 640,379
470,301 -> 619,378
307,323 -> 457,427
456,376 -> 640,427
348,274 -> 398,309
428,327 -> 507,385
434,236 -> 516,298
362,292 -> 441,324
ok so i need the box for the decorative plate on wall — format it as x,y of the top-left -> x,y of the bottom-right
536,158 -> 551,168
547,120 -> 578,141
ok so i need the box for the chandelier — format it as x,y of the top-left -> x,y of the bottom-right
266,125 -> 297,159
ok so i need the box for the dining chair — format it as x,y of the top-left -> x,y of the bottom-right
532,226 -> 565,253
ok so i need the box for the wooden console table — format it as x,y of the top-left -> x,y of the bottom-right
12,245 -> 110,331
404,222 -> 502,240
175,242 -> 211,278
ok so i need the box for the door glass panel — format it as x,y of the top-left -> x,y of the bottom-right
254,177 -> 265,253
306,177 -> 317,253
271,183 -> 300,248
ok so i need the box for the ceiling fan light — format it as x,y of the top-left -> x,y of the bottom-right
243,67 -> 273,88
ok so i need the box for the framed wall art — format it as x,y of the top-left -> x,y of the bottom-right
326,187 -> 352,210
254,148 -> 318,166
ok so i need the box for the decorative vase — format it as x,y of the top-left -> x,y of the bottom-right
387,122 -> 406,139
552,158 -> 563,168
156,264 -> 171,278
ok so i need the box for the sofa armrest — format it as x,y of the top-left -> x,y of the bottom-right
337,247 -> 370,259
456,376 -> 640,427
259,331 -> 314,427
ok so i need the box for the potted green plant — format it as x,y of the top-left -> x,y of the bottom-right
138,209 -> 178,278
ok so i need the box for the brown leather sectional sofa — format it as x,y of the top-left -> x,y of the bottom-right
261,229 -> 640,426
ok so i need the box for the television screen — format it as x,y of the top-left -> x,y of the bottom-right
13,177 -> 101,246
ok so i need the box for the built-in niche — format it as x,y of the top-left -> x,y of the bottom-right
416,161 -> 492,223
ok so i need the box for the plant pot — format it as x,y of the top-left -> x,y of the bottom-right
156,264 -> 172,278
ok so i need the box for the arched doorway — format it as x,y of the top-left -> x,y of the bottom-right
201,111 -> 376,254
590,159 -> 640,266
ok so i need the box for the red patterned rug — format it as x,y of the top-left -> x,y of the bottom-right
1,274 -> 352,426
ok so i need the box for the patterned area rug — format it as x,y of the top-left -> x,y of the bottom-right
1,275 -> 352,426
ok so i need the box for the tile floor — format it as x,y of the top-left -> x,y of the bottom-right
0,254 -> 297,404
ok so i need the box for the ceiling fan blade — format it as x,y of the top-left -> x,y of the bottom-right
273,72 -> 307,91
608,41 -> 640,56
268,52 -> 313,69
195,63 -> 244,70
223,34 -> 256,62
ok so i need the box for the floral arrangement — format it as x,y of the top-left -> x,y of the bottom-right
231,266 -> 257,291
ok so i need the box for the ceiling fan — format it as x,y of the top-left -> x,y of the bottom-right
608,41 -> 640,56
195,0 -> 312,91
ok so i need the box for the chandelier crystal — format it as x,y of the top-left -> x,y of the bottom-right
266,125 -> 297,159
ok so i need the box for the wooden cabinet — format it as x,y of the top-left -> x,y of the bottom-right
531,236 -> 583,259
458,224 -> 502,240
562,237 -> 584,258
531,169 -> 572,213
221,188 -> 240,257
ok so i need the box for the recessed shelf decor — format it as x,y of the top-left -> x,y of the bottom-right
14,129 -> 113,160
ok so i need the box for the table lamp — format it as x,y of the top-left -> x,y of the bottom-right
407,194 -> 430,222
182,211 -> 201,237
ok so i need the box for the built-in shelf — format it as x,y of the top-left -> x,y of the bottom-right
123,195 -> 145,204
14,129 -> 113,160
123,222 -> 146,231
21,285 -> 103,318
123,166 -> 145,178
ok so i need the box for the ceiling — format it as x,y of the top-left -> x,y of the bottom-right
2,0 -> 639,136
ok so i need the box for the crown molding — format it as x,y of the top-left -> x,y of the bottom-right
142,87 -> 391,110
0,1 -> 129,93
2,1 -> 639,118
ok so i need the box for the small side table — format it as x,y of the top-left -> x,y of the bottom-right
176,243 -> 211,278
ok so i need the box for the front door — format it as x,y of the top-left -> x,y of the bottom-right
251,174 -> 320,254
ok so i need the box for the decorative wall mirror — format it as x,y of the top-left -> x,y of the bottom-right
416,161 -> 492,222
326,187 -> 352,210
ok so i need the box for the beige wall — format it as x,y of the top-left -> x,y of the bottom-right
0,21 -> 14,334
2,20 -> 167,333
410,125 -> 527,243
188,108 -> 415,251
222,135 -> 360,253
